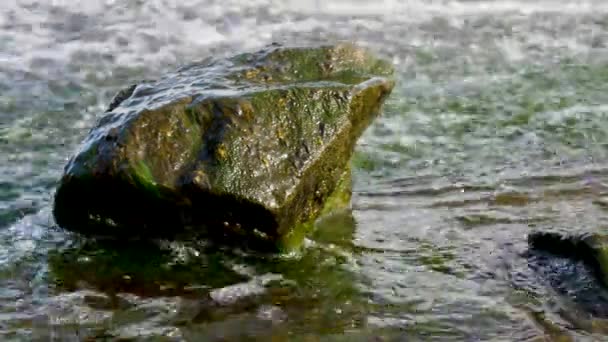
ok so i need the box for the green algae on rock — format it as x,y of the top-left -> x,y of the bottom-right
53,43 -> 394,251
528,230 -> 608,287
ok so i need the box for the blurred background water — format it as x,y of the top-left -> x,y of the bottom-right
2,0 -> 608,340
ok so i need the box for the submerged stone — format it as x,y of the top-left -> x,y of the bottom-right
528,230 -> 608,287
53,43 -> 394,251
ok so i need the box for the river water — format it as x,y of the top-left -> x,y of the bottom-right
2,0 -> 608,340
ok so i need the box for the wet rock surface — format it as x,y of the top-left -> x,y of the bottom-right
528,230 -> 608,288
527,229 -> 608,332
52,43 -> 394,250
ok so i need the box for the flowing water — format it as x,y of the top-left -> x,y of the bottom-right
2,0 -> 608,340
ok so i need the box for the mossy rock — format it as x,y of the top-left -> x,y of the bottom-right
53,43 -> 394,251
528,230 -> 608,287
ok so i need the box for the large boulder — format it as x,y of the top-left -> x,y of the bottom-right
53,43 -> 394,251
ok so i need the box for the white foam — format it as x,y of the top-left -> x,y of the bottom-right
279,0 -> 608,17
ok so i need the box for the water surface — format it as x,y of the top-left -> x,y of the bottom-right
2,0 -> 608,340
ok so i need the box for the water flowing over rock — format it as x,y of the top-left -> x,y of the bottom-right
52,43 -> 395,251
528,230 -> 608,287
